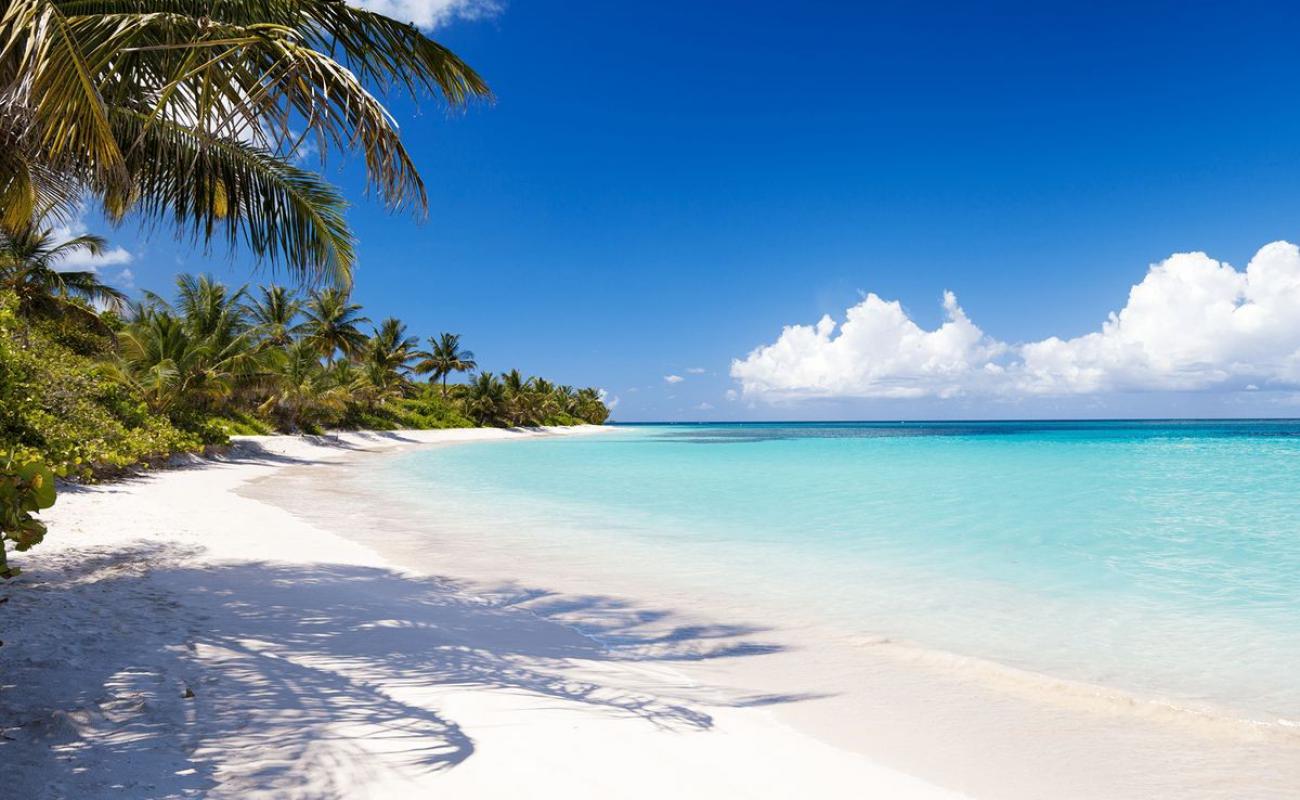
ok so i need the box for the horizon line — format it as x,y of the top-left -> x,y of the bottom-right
607,417 -> 1300,425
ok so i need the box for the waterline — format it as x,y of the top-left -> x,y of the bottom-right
375,421 -> 1300,735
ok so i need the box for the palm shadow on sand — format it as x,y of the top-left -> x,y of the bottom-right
0,542 -> 825,798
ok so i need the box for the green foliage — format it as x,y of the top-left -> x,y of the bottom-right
0,293 -> 205,477
457,372 -> 609,427
2,0 -> 491,284
208,411 -> 277,437
0,271 -> 612,571
0,450 -> 57,578
343,395 -> 474,431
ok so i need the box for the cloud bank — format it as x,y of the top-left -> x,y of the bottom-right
731,241 -> 1300,400
351,0 -> 500,29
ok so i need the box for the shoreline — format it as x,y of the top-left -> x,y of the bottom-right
0,427 -> 958,799
246,428 -> 1300,799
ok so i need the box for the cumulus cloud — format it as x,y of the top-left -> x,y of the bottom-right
50,212 -> 133,271
597,388 -> 619,410
731,241 -> 1300,400
351,0 -> 500,29
686,367 -> 707,374
664,374 -> 685,384
732,291 -> 1005,399
696,402 -> 715,411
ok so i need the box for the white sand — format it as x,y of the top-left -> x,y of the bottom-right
0,428 -> 962,799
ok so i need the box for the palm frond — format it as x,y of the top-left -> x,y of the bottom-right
113,108 -> 354,285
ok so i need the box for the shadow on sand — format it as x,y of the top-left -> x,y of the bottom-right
0,542 -> 823,798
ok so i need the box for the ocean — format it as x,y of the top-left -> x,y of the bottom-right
376,420 -> 1300,732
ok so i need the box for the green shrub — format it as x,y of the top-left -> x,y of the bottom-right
0,293 -> 207,477
340,394 -> 474,431
207,411 -> 277,436
0,451 -> 56,579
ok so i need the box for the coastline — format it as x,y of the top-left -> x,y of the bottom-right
0,427 -> 957,799
246,428 -> 1300,800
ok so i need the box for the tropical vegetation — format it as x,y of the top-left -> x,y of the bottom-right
1,0 -> 491,284
0,268 -> 610,574
0,1 -> 608,576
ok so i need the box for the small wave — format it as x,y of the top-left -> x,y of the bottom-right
848,633 -> 1300,744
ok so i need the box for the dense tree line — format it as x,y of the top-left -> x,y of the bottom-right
0,234 -> 610,576
2,225 -> 609,432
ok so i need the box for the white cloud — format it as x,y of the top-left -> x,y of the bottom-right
50,212 -> 133,271
686,367 -> 707,374
351,0 -> 500,29
731,241 -> 1300,400
696,402 -> 714,411
732,290 -> 1005,399
597,388 -> 619,410
664,374 -> 684,384
725,389 -> 739,401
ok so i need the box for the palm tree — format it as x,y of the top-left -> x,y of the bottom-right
529,378 -> 560,423
367,318 -> 420,375
499,369 -> 535,426
575,387 -> 611,424
0,223 -> 127,330
464,371 -> 505,426
116,275 -> 264,414
356,317 -> 419,408
302,288 -> 369,365
174,274 -> 249,343
414,332 -> 477,397
555,385 -> 579,416
259,340 -> 347,431
117,310 -> 239,413
1,0 -> 492,284
249,286 -> 302,349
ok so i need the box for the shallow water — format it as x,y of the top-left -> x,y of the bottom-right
376,421 -> 1300,731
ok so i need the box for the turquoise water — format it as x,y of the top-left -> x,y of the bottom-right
380,421 -> 1300,727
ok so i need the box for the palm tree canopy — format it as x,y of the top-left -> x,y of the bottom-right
0,223 -> 128,327
367,317 -> 419,370
413,331 -> 476,385
0,0 -> 491,284
302,287 -> 369,362
249,285 -> 302,348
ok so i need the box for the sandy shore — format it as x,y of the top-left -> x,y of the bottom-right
241,430 -> 1300,800
0,428 -> 959,799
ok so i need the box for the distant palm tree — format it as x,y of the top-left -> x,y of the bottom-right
500,369 -> 535,426
555,385 -> 579,415
367,318 -> 420,374
302,288 -> 370,365
0,223 -> 127,331
249,286 -> 303,349
117,310 -> 241,412
529,378 -> 560,422
414,332 -> 476,397
464,371 -> 505,426
173,274 -> 249,343
259,340 -> 347,430
356,317 -> 419,408
575,387 -> 611,424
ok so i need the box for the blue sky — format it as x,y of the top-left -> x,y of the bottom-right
79,1 -> 1300,420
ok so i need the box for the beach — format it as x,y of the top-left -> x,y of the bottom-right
0,428 -> 957,799
5,426 -> 1300,799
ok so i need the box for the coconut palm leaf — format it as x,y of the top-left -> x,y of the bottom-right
1,0 -> 491,282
